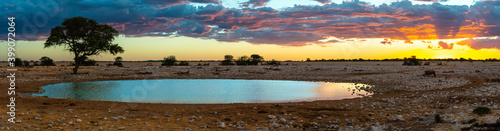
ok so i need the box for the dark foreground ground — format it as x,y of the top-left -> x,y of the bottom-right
0,61 -> 499,130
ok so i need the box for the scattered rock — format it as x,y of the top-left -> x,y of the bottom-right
271,123 -> 281,128
218,122 -> 226,128
268,115 -> 277,119
279,118 -> 286,124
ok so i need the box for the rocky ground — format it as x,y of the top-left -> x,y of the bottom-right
0,61 -> 499,130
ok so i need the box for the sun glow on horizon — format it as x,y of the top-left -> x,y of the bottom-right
2,36 -> 499,62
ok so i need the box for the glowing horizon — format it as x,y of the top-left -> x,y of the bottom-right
3,35 -> 499,62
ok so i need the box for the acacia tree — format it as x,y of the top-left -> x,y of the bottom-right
250,54 -> 264,65
44,16 -> 124,74
162,55 -> 177,66
113,56 -> 123,67
236,55 -> 250,65
221,55 -> 234,65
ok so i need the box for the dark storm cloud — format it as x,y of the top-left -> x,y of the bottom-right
145,0 -> 220,5
313,0 -> 332,4
1,0 -> 500,48
241,0 -> 270,8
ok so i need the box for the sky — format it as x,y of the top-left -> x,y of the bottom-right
1,0 -> 500,61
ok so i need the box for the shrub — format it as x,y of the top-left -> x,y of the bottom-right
113,56 -> 123,67
23,60 -> 30,67
221,60 -> 234,65
11,58 -> 24,67
473,107 -> 491,115
113,62 -> 123,67
224,55 -> 233,61
162,55 -> 177,66
221,55 -> 234,65
250,54 -> 264,65
40,56 -> 56,66
434,114 -> 442,123
235,56 -> 250,65
266,59 -> 281,65
402,56 -> 420,66
178,61 -> 189,66
81,59 -> 97,66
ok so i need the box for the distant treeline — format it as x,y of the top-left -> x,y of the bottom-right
305,58 -> 500,62
4,58 -> 498,63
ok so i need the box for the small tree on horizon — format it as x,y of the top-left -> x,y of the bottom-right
162,55 -> 177,66
113,56 -> 123,67
44,16 -> 124,74
221,55 -> 234,65
236,55 -> 250,65
250,54 -> 264,65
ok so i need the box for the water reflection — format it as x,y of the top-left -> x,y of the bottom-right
33,79 -> 372,104
308,82 -> 372,101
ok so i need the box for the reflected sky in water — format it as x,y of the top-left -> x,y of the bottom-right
33,79 -> 371,104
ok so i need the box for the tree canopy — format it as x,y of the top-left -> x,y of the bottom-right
221,55 -> 234,65
250,54 -> 264,65
162,55 -> 177,66
44,16 -> 124,74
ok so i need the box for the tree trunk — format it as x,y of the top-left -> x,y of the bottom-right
73,63 -> 79,74
73,56 -> 82,74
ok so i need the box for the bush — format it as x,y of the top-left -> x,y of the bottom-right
113,62 -> 123,67
10,58 -> 24,67
473,107 -> 491,115
250,54 -> 264,65
81,59 -> 97,66
178,61 -> 189,66
221,60 -> 234,65
434,114 -> 442,123
221,55 -> 234,65
236,56 -> 250,65
162,55 -> 177,66
113,56 -> 123,67
266,59 -> 281,65
40,56 -> 56,66
234,54 -> 265,65
437,61 -> 443,66
23,60 -> 30,67
403,56 -> 420,66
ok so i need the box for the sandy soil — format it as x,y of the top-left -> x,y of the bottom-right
0,61 -> 499,130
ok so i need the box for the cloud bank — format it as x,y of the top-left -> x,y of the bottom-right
1,0 -> 499,49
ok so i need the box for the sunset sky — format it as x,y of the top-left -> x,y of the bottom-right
1,0 -> 500,61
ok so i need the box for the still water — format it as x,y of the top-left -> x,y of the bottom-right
33,79 -> 371,104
